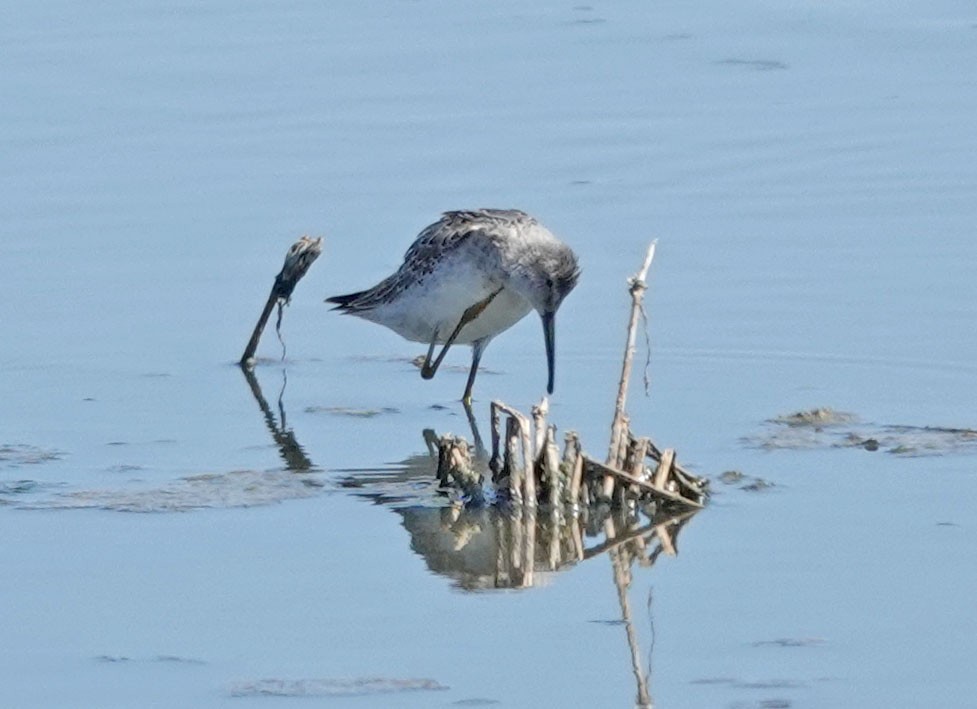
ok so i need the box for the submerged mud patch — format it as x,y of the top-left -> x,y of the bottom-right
305,405 -> 400,418
717,58 -> 789,71
717,470 -> 776,492
228,677 -> 448,698
17,470 -> 326,513
95,654 -> 206,665
752,637 -> 825,648
770,408 -> 857,428
0,479 -> 45,495
0,444 -> 63,467
745,408 -> 977,456
0,478 -> 65,506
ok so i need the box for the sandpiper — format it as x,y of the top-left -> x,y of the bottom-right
327,209 -> 580,402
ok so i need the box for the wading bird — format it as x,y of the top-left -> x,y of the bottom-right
327,209 -> 580,403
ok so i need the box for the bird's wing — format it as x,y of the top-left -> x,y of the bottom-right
329,210 -> 531,312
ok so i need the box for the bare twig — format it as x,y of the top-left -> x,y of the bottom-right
585,456 -> 703,509
532,397 -> 549,457
504,417 -> 521,502
489,400 -> 503,480
607,241 -> 657,466
544,425 -> 561,508
493,400 -> 537,506
435,435 -> 484,504
241,235 -> 323,366
652,448 -> 675,490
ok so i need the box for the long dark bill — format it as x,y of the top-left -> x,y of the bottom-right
542,310 -> 556,394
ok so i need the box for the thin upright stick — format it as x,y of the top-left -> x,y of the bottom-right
607,241 -> 657,468
241,235 -> 323,366
493,400 -> 537,506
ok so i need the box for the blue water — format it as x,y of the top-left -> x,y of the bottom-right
3,1 -> 977,707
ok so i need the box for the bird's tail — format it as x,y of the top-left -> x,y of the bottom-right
325,290 -> 370,311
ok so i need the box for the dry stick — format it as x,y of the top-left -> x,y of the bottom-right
494,401 -> 536,506
562,432 -> 582,506
601,412 -> 630,501
616,420 -> 632,496
644,442 -> 707,501
438,436 -> 483,502
544,425 -> 561,509
569,448 -> 585,509
520,419 -> 537,506
645,439 -> 696,480
435,437 -> 452,487
605,242 -> 658,495
631,438 -> 650,479
532,402 -> 552,501
629,437 -> 651,499
489,401 -> 503,480
586,456 -> 704,509
607,241 -> 657,462
504,417 -> 521,503
652,448 -> 676,491
532,397 -> 549,457
241,236 -> 323,366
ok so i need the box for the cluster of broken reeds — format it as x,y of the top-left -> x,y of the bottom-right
436,242 -> 708,513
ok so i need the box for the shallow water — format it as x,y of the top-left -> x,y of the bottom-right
3,1 -> 977,707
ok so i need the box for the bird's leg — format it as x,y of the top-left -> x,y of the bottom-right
462,393 -> 487,459
462,339 -> 486,405
421,288 -> 502,381
420,326 -> 441,379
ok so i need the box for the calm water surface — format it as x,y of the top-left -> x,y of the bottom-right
2,1 -> 977,707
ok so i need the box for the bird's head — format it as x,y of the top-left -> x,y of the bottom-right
511,244 -> 580,394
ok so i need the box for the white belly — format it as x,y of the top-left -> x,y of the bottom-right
357,258 -> 533,345
450,287 -> 533,344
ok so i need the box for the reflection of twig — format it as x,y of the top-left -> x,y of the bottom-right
422,429 -> 440,457
609,533 -> 652,709
240,365 -> 314,472
646,588 -> 655,692
601,510 -> 696,709
278,368 -> 289,430
584,520 -> 656,561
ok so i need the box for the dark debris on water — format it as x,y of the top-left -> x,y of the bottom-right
744,408 -> 977,457
718,470 -> 775,492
